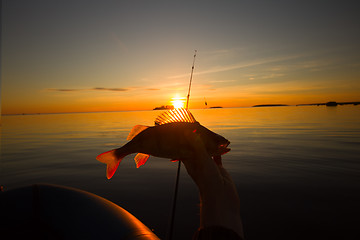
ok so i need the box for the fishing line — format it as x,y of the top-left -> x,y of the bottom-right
166,50 -> 197,240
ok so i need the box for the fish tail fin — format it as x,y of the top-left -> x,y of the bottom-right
134,153 -> 150,168
96,150 -> 123,179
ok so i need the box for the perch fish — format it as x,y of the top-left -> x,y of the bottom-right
96,108 -> 230,179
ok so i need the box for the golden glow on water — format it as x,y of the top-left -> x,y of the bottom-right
3,106 -> 360,137
3,106 -> 359,157
2,104 -> 360,226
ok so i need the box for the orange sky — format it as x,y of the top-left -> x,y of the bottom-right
2,1 -> 360,115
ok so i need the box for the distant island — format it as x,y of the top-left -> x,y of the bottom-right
296,101 -> 360,107
252,104 -> 288,107
252,101 -> 360,108
153,105 -> 174,110
152,101 -> 359,111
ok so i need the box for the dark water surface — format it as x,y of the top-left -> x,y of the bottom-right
1,106 -> 360,239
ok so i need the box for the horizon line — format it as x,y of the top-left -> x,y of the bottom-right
2,101 -> 359,116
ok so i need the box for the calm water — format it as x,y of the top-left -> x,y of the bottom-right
1,106 -> 360,239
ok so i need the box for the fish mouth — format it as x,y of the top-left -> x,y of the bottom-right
219,141 -> 231,155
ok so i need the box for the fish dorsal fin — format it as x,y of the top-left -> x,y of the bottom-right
127,125 -> 149,140
154,108 -> 197,126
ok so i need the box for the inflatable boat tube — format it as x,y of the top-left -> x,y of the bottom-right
0,184 -> 159,239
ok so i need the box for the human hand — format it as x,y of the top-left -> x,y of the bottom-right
181,131 -> 244,238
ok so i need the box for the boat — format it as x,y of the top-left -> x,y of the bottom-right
0,184 -> 159,239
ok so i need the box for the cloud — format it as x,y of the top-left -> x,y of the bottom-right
46,88 -> 82,92
202,47 -> 246,58
46,87 -> 130,92
209,80 -> 236,83
110,32 -> 129,52
92,87 -> 129,91
168,55 -> 302,79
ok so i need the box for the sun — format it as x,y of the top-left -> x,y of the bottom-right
171,96 -> 185,109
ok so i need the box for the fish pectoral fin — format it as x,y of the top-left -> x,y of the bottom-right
127,125 -> 149,140
134,153 -> 150,168
96,149 -> 123,179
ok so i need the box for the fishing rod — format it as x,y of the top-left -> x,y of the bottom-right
186,50 -> 197,109
167,50 -> 197,240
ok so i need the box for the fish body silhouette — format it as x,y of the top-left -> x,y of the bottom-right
96,108 -> 230,179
